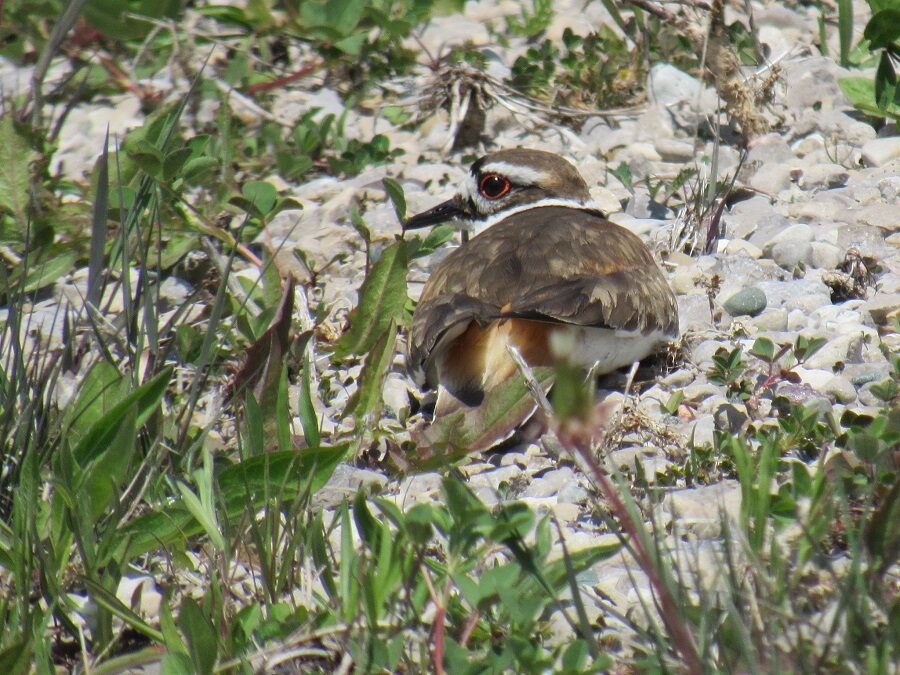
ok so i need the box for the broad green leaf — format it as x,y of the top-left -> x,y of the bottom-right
163,147 -> 193,181
382,177 -> 407,222
85,406 -> 136,520
864,8 -> 900,48
63,361 -> 129,447
875,50 -> 899,111
335,240 -> 409,358
179,598 -> 218,675
0,115 -> 36,227
413,367 -> 554,460
868,0 -> 900,11
242,180 -> 277,216
22,252 -> 77,292
82,578 -> 164,643
334,33 -> 367,55
409,223 -> 455,259
181,156 -> 218,183
749,337 -> 775,363
840,76 -> 900,119
345,320 -> 398,429
301,0 -> 365,36
84,0 -> 185,40
121,445 -> 349,557
72,367 -> 172,465
299,348 -> 321,448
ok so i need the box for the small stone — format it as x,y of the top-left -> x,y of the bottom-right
723,287 -> 767,317
822,375 -> 857,403
397,473 -> 443,504
663,480 -> 742,537
861,137 -> 900,167
879,175 -> 900,202
723,239 -> 763,258
763,223 -> 815,252
747,133 -> 796,164
858,380 -> 894,407
691,415 -> 716,447
804,333 -> 866,370
558,482 -> 589,504
748,307 -> 789,331
770,240 -> 812,270
757,279 -> 832,313
799,163 -> 850,190
691,340 -> 727,369
862,293 -> 900,325
748,162 -> 793,195
158,276 -> 192,307
679,294 -> 715,332
382,373 -> 410,419
655,138 -> 695,161
808,241 -> 844,269
647,63 -> 703,107
854,203 -> 898,233
843,363 -> 892,386
522,467 -> 577,499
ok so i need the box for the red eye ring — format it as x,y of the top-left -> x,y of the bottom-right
479,173 -> 511,200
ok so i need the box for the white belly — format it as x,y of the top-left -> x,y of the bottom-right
549,326 -> 669,374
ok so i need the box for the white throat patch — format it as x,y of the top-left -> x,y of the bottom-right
462,198 -> 601,236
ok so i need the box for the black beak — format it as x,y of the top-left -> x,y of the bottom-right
403,197 -> 469,230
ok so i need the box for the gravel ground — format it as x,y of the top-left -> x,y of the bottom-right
2,0 -> 898,655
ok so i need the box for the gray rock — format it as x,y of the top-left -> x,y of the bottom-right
843,362 -> 892,386
317,464 -> 388,507
763,223 -> 815,252
836,225 -> 885,258
804,333 -> 866,370
774,383 -> 833,415
397,473 -> 443,504
783,57 -> 846,113
757,278 -> 832,313
799,163 -> 850,190
678,294 -> 715,332
748,307 -> 789,331
382,373 -> 410,419
558,482 -> 589,504
722,239 -> 764,258
692,339 -> 728,368
749,162 -> 794,195
858,380 -> 894,407
663,480 -> 742,537
879,175 -> 900,202
862,293 -> 900,325
648,63 -> 703,107
158,276 -> 192,307
822,375 -> 857,403
861,137 -> 900,167
522,467 -> 577,499
747,133 -> 796,164
808,241 -> 845,269
723,287 -> 767,317
854,203 -> 899,233
771,240 -> 812,270
655,138 -> 696,161
690,414 -> 716,447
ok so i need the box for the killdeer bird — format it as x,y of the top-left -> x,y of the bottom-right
404,149 -> 678,448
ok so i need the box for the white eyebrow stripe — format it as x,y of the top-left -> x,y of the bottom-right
477,161 -> 547,185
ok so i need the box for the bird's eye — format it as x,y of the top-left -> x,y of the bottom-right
479,173 -> 511,200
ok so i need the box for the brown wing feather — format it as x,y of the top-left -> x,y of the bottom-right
408,206 -> 678,383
